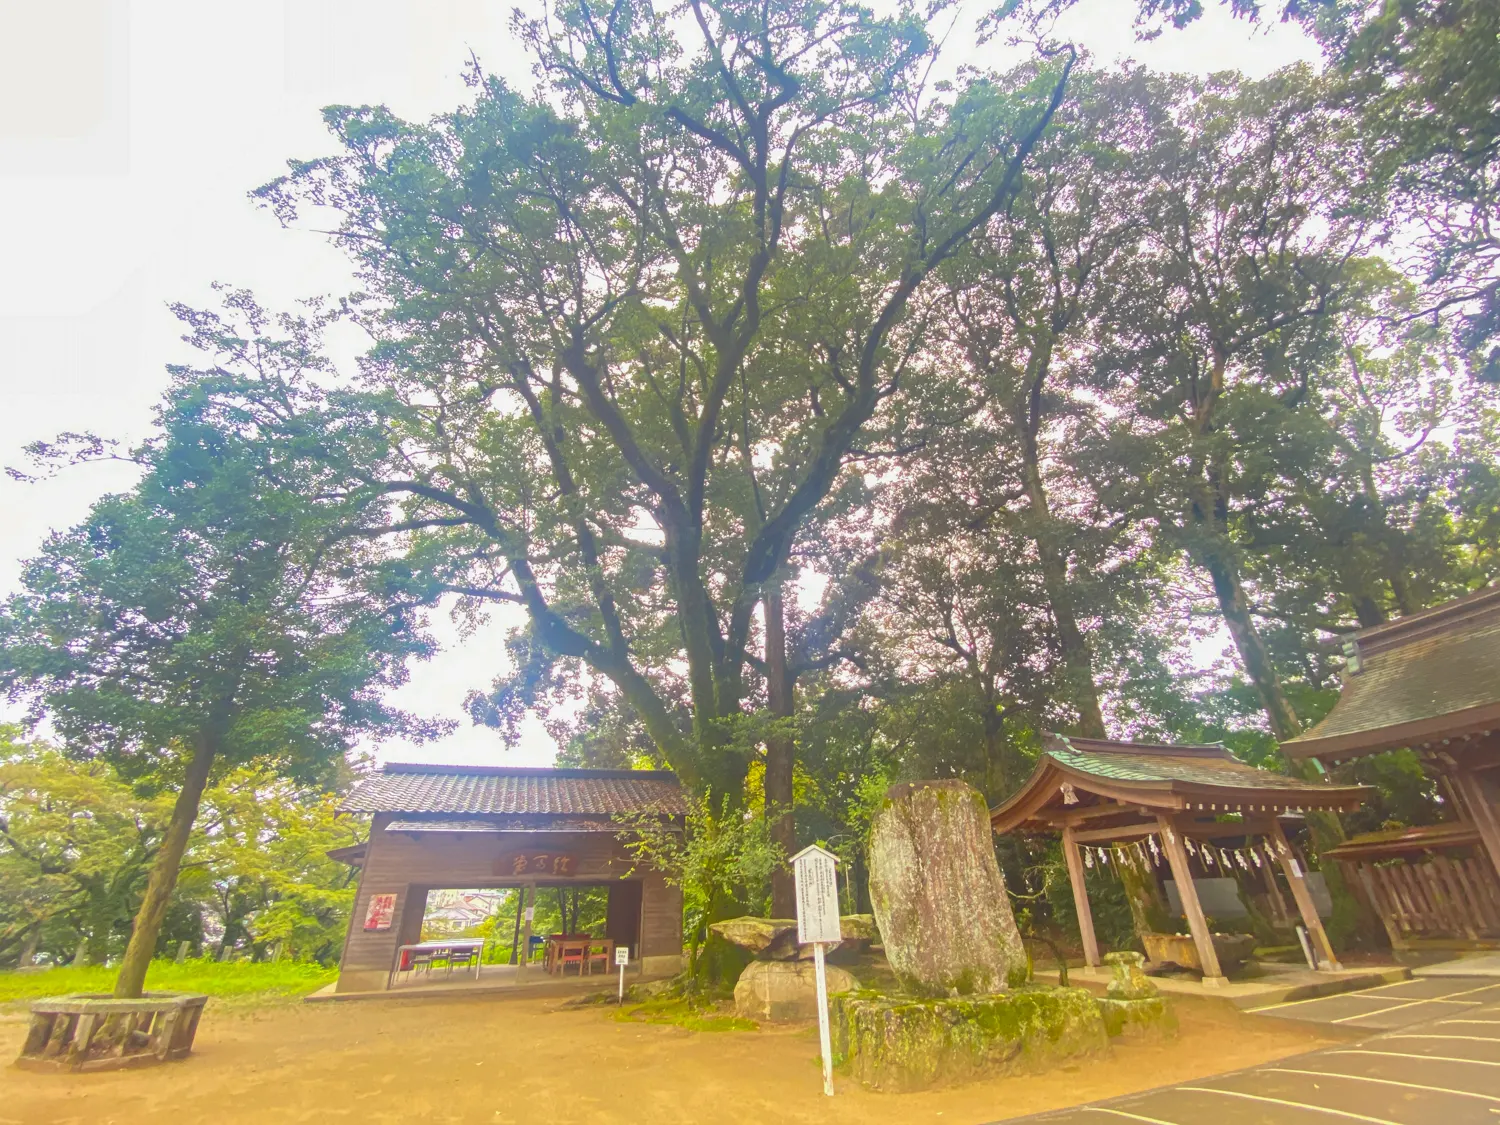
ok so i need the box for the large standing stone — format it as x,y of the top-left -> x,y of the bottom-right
868,780 -> 1026,995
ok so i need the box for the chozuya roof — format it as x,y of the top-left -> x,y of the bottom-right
339,763 -> 689,818
989,734 -> 1368,836
1284,585 -> 1500,763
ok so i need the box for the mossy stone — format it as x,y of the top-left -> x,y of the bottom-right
868,780 -> 1027,996
1096,995 -> 1177,1040
830,986 -> 1109,1092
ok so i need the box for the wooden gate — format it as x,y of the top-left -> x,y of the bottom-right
1338,854 -> 1500,946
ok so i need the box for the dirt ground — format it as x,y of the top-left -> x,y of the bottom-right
0,990 -> 1340,1125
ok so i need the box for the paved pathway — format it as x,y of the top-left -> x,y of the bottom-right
1000,976 -> 1500,1125
1245,974 -> 1500,1031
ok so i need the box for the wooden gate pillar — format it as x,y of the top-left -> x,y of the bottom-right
1061,825 -> 1100,969
1450,768 -> 1500,883
1156,815 -> 1224,987
1269,820 -> 1342,971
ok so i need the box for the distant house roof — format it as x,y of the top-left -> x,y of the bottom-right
1284,585 -> 1500,763
990,734 -> 1368,838
340,763 -> 689,818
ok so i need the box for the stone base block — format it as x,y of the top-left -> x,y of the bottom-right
734,960 -> 859,1022
639,954 -> 683,978
1097,996 -> 1177,1040
335,969 -> 389,993
831,986 -> 1108,1092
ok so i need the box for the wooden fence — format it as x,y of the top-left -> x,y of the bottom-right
1338,854 -> 1500,946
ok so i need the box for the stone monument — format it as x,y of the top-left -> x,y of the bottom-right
867,779 -> 1027,995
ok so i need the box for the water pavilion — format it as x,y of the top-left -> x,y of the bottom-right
990,735 -> 1369,986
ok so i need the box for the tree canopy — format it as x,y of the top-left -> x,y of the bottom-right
2,0 -> 1497,965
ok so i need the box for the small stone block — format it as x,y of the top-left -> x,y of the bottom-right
1103,951 -> 1159,1000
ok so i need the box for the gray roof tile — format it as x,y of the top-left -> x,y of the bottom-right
1287,585 -> 1500,759
341,764 -> 687,816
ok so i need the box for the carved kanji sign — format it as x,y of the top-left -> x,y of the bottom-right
496,852 -> 576,877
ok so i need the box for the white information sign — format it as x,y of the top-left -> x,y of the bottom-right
615,944 -> 630,1002
792,844 -> 841,1097
792,844 -> 842,945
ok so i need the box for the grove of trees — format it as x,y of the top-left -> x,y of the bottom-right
2,0 -> 1496,984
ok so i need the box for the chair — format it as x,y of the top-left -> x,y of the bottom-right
449,944 -> 481,977
556,939 -> 588,976
584,940 -> 612,975
399,946 -> 435,983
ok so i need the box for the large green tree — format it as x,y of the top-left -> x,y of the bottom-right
252,0 -> 1075,809
1088,65 -> 1370,742
0,295 -> 432,997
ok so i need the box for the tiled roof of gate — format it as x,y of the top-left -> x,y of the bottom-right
1285,585 -> 1500,761
340,763 -> 688,817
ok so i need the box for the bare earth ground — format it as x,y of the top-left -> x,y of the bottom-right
0,990 -> 1338,1125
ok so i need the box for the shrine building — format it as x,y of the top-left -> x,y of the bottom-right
330,763 -> 686,993
1284,585 -> 1500,949
990,734 -> 1369,986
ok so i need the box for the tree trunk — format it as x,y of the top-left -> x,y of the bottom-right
1019,423 -> 1106,740
1199,547 -> 1303,742
1194,524 -> 1371,946
508,889 -> 524,965
114,734 -> 215,998
764,583 -> 798,919
83,890 -> 115,967
16,923 -> 40,968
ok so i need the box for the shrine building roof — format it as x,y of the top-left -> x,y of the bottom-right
989,734 -> 1368,838
340,763 -> 688,818
1284,585 -> 1500,763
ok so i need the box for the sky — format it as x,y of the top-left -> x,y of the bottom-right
0,0 -> 1320,768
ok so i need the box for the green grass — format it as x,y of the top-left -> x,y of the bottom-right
614,995 -> 758,1033
0,959 -> 337,1007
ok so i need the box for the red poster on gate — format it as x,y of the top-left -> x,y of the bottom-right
363,892 -> 397,931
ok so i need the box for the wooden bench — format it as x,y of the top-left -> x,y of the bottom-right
16,992 -> 209,1073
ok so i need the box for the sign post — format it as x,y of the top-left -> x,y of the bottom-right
615,944 -> 630,1004
792,843 -> 842,1097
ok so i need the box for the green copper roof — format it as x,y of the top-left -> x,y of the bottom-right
1046,737 -> 1340,792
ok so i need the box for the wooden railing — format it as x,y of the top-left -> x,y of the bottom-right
1338,855 -> 1500,945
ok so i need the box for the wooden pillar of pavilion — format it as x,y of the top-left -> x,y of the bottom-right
1060,825 -> 1100,969
1268,820 -> 1341,971
1155,815 -> 1224,986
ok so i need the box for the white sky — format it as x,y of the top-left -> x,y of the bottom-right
0,1 -> 1318,767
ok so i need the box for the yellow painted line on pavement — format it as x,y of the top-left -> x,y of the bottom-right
1266,1066 -> 1500,1103
1174,1085 -> 1404,1124
1330,982 -> 1500,1023
1330,1048 -> 1500,1068
1381,1033 -> 1500,1044
1081,1109 -> 1181,1125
